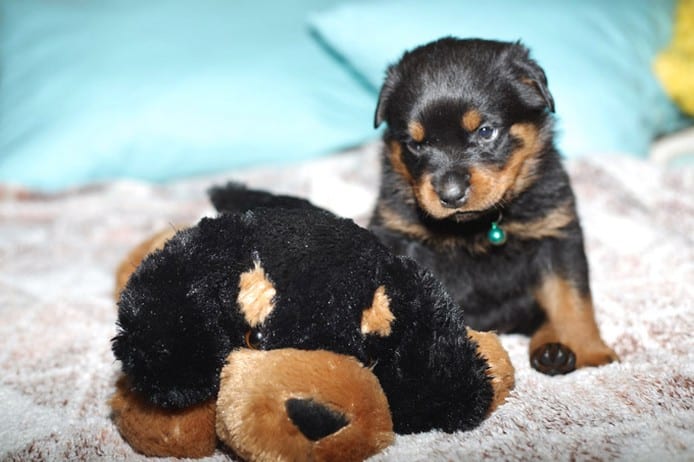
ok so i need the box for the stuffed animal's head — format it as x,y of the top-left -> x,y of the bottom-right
113,208 -> 417,407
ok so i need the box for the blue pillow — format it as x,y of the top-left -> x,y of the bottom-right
309,0 -> 689,159
0,0 -> 376,190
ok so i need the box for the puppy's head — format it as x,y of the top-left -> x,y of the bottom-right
375,37 -> 555,221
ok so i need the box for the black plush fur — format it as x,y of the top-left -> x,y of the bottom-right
113,185 -> 494,434
370,37 -> 591,335
209,182 -> 315,213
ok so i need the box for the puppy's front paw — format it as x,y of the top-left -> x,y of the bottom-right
575,344 -> 619,368
530,342 -> 576,375
531,342 -> 619,375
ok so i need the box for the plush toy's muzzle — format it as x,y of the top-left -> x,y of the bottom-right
216,349 -> 393,462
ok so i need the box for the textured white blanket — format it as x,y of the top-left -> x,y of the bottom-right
1,143 -> 692,461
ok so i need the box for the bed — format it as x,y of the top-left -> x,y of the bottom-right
1,143 -> 693,460
1,0 -> 692,460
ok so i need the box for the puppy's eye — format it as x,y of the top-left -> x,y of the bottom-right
477,126 -> 498,141
244,328 -> 264,350
406,140 -> 424,153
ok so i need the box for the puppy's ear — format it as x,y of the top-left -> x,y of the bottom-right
374,65 -> 401,128
508,43 -> 555,113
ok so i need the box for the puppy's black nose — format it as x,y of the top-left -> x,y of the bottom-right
437,171 -> 469,208
285,398 -> 349,441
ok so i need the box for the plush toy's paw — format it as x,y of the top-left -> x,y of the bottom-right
110,375 -> 217,458
467,329 -> 515,414
530,342 -> 577,375
216,349 -> 394,462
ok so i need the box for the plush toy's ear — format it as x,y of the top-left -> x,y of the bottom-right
209,183 -> 318,214
217,349 -> 394,462
374,65 -> 401,128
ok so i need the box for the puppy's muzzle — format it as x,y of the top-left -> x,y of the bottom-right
435,171 -> 470,208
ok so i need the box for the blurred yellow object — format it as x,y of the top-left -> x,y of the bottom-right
654,0 -> 694,116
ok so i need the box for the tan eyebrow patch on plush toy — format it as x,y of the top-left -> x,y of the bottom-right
237,260 -> 276,327
361,286 -> 395,336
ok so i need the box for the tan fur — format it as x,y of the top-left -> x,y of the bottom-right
376,204 -> 431,241
461,109 -> 482,132
216,349 -> 394,462
361,286 -> 395,336
238,261 -> 276,327
408,121 -> 426,142
376,203 -> 492,253
531,275 -> 618,368
504,122 -> 545,199
388,140 -> 414,185
375,203 -> 490,254
110,376 -> 216,458
503,201 -> 575,240
414,173 -> 452,219
467,329 -> 515,414
114,228 -> 178,299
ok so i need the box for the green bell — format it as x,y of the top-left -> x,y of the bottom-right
487,221 -> 507,246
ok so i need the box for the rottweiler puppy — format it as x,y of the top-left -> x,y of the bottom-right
369,37 -> 618,375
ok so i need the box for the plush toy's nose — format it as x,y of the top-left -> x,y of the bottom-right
285,398 -> 349,441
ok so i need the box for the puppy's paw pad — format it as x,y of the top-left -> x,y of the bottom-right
531,342 -> 576,375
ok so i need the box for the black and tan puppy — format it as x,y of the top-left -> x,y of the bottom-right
369,37 -> 618,375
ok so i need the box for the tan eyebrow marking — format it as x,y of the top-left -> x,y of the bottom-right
461,109 -> 482,132
361,286 -> 395,336
237,260 -> 276,327
408,121 -> 426,142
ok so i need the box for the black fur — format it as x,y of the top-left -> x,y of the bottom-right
369,37 -> 591,335
113,185 -> 494,434
209,182 -> 315,212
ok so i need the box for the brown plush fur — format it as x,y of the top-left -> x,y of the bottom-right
110,376 -> 217,457
216,349 -> 394,462
467,329 -> 515,413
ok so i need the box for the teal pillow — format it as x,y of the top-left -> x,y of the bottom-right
0,0 -> 375,190
309,0 -> 689,158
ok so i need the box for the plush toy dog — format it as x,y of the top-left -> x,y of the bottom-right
111,186 -> 514,461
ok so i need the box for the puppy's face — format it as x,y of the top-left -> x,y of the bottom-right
375,38 -> 555,221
